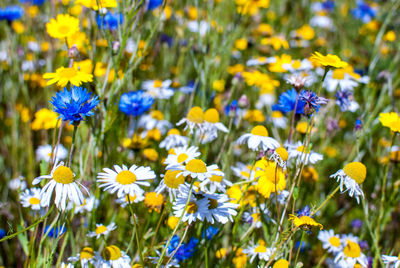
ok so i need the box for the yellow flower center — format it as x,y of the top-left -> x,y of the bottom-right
207,198 -> 219,209
209,173 -> 223,182
275,147 -> 288,161
271,111 -> 283,118
187,106 -> 204,124
254,245 -> 267,253
185,159 -> 207,173
296,145 -> 310,154
125,194 -> 137,203
251,213 -> 260,222
250,125 -> 269,136
343,162 -> 367,184
164,170 -> 185,189
116,170 -> 137,185
95,225 -> 107,234
177,153 -> 189,163
273,259 -> 289,268
151,110 -> 164,120
186,201 -> 198,214
29,197 -> 40,205
204,108 -> 220,123
53,166 -> 75,184
59,67 -> 78,79
102,245 -> 122,261
153,80 -> 163,88
343,241 -> 361,258
241,171 -> 250,178
57,25 -> 71,35
328,236 -> 341,247
167,128 -> 181,136
80,247 -> 94,260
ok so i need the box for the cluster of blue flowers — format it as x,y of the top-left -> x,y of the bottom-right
351,0 -> 377,23
0,6 -> 23,22
167,235 -> 198,262
119,90 -> 154,116
96,12 -> 123,31
50,86 -> 100,124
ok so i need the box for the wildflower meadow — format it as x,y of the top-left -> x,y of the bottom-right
1,0 -> 400,267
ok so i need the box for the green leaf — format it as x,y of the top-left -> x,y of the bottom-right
293,187 -> 299,200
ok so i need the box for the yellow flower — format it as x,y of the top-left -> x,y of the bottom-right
302,166 -> 319,182
31,108 -> 61,130
46,14 -> 79,40
289,214 -> 323,230
234,38 -> 248,50
75,0 -> 117,10
144,192 -> 164,213
296,25 -> 315,40
273,259 -> 289,268
67,31 -> 89,51
260,36 -> 289,50
227,64 -> 244,75
236,0 -> 269,15
167,216 -> 179,229
379,112 -> 400,133
216,248 -> 227,259
43,66 -> 93,87
232,248 -> 247,268
310,52 -> 348,68
143,148 -> 159,162
255,159 -> 286,198
383,30 -> 396,42
244,110 -> 265,123
12,21 -> 24,34
212,79 -> 226,92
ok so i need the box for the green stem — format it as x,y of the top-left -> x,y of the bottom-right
294,231 -> 305,265
128,199 -> 144,265
311,185 -> 340,216
68,124 -> 79,167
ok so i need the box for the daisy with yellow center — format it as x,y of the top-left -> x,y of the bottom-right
289,214 -> 323,231
381,253 -> 400,267
270,147 -> 289,170
243,240 -> 276,263
379,112 -> 400,133
72,195 -> 98,214
36,144 -> 67,163
200,192 -> 239,224
287,141 -> 323,165
33,161 -> 88,211
96,245 -> 131,267
199,108 -> 229,143
231,162 -> 255,181
330,162 -> 366,203
97,164 -> 156,198
138,110 -> 172,135
142,79 -> 174,99
255,159 -> 286,199
243,204 -> 273,228
156,170 -> 187,201
46,14 -> 79,40
317,229 -> 342,253
20,188 -> 43,210
237,125 -> 280,152
199,169 -> 232,193
68,246 -> 95,267
176,106 -> 205,134
116,192 -> 145,208
43,66 -> 93,87
271,111 -> 288,129
310,52 -> 348,68
334,238 -> 367,267
163,146 -> 200,169
168,158 -> 224,181
172,185 -> 209,224
87,222 -> 116,239
159,128 -> 189,150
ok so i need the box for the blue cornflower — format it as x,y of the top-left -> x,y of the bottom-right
203,226 -> 219,240
0,228 -> 6,239
44,225 -> 66,238
335,89 -> 353,111
19,0 -> 45,5
321,1 -> 335,12
0,6 -> 24,22
272,88 -> 305,114
351,219 -> 363,229
96,12 -> 123,31
224,99 -> 238,117
119,90 -> 154,116
296,205 -> 311,217
50,86 -> 100,124
167,235 -> 198,262
148,0 -> 163,10
299,90 -> 328,115
351,0 -> 377,23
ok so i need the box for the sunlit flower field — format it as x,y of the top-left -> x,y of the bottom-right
1,0 -> 400,267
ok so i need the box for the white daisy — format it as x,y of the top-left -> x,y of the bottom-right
187,20 -> 209,36
9,175 -> 27,191
159,129 -> 189,150
287,141 -> 323,165
168,159 -> 223,181
271,111 -> 288,129
36,144 -> 68,163
172,186 -> 210,224
116,192 -> 145,207
70,195 -> 99,214
246,56 -> 275,66
138,110 -> 172,135
94,245 -> 131,268
176,106 -> 205,134
20,188 -> 43,210
243,204 -> 274,228
237,125 -> 280,152
243,240 -> 276,263
270,147 -> 289,170
318,229 -> 342,253
156,170 -> 188,202
200,108 -> 228,143
330,162 -> 366,203
164,146 -> 200,169
68,247 -> 96,268
231,162 -> 255,180
142,79 -> 174,99
201,192 -> 239,224
334,237 -> 367,267
382,254 -> 400,268
97,164 -> 156,198
198,170 -> 232,193
87,223 -> 117,239
32,161 -> 88,211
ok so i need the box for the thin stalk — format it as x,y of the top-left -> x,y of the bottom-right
311,185 -> 340,216
127,198 -> 144,265
294,231 -> 305,265
68,124 -> 78,167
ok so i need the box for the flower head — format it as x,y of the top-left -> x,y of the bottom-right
272,88 -> 305,114
298,90 -> 328,115
289,214 -> 323,231
310,52 -> 348,68
46,14 -> 80,39
43,66 -> 93,87
0,6 -> 24,22
379,112 -> 400,133
119,90 -> 154,116
50,86 -> 100,124
96,12 -> 123,31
